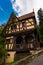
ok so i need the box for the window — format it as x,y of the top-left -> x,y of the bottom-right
6,39 -> 10,44
22,21 -> 26,30
22,21 -> 26,27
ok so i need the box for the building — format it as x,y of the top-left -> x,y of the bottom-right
2,11 -> 39,63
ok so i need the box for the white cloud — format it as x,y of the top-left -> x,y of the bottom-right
0,6 -> 3,11
10,0 -> 33,16
10,0 -> 14,3
10,0 -> 43,16
10,0 -> 43,24
32,0 -> 43,24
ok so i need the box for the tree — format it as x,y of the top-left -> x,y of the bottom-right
0,35 -> 7,65
0,26 -> 7,65
38,8 -> 43,43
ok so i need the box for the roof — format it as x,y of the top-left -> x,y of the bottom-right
1,11 -> 35,35
18,12 -> 35,20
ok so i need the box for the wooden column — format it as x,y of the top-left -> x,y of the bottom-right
22,35 -> 27,49
13,36 -> 17,51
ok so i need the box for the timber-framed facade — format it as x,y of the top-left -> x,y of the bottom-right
2,11 -> 39,63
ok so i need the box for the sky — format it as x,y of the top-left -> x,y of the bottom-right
0,0 -> 43,26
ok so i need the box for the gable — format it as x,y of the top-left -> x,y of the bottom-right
2,12 -> 37,36
2,12 -> 19,35
8,12 -> 19,25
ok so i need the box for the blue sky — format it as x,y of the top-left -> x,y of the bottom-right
0,0 -> 18,26
0,0 -> 43,26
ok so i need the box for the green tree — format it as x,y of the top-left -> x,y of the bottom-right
38,8 -> 43,43
0,35 -> 7,65
0,26 -> 7,65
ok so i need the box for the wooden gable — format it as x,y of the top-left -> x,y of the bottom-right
2,12 -> 37,36
2,12 -> 19,35
8,12 -> 19,25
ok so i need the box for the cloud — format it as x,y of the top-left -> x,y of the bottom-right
0,6 -> 3,11
10,0 -> 14,3
10,0 -> 43,16
10,0 -> 43,24
32,0 -> 43,24
10,0 -> 33,16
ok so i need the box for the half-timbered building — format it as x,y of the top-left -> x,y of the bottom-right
2,11 -> 39,63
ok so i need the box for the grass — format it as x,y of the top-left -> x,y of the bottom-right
4,59 -> 20,65
4,62 -> 13,65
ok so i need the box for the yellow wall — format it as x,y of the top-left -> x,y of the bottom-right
6,51 -> 16,63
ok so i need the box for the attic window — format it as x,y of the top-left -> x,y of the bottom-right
11,25 -> 13,30
22,21 -> 26,27
6,39 -> 10,44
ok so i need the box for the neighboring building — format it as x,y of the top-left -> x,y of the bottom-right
2,11 -> 39,63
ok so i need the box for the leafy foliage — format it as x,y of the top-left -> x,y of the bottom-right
0,25 -> 7,64
38,8 -> 43,43
0,35 -> 5,57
